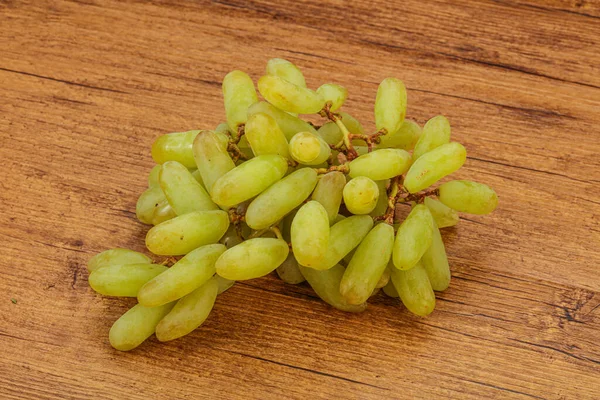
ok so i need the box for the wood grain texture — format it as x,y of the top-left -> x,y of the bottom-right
1,0 -> 599,398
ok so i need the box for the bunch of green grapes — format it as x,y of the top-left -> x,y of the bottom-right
88,58 -> 498,351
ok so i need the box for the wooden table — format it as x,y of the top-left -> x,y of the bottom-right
1,1 -> 599,398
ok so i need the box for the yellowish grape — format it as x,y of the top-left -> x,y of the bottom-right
390,261 -> 435,317
159,161 -> 218,215
258,75 -> 325,114
266,58 -> 306,87
215,238 -> 289,280
374,78 -> 407,134
404,142 -> 466,193
423,196 -> 459,228
245,112 -> 290,158
192,130 -> 236,195
422,224 -> 450,291
348,149 -> 411,180
438,180 -> 498,215
88,263 -> 167,297
223,70 -> 258,134
393,204 -> 435,270
247,101 -> 317,140
291,201 -> 329,268
317,83 -> 347,111
378,120 -> 421,151
289,131 -> 331,166
152,130 -> 199,169
311,171 -> 346,224
87,249 -> 152,272
109,302 -> 175,351
343,176 -> 380,215
413,115 -> 451,160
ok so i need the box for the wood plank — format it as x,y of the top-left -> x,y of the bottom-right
1,0 -> 599,399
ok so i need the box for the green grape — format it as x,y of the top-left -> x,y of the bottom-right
422,224 -> 450,291
246,168 -> 318,230
222,70 -> 258,134
375,266 -> 391,289
266,58 -> 306,87
289,132 -> 331,166
258,75 -> 325,114
348,149 -> 412,180
291,201 -> 329,268
423,196 -> 459,228
299,264 -> 367,313
151,130 -> 199,169
370,180 -> 389,217
88,263 -> 168,297
109,302 -> 175,351
276,254 -> 306,284
215,274 -> 235,294
378,120 -> 421,151
87,249 -> 152,272
316,112 -> 364,145
393,204 -> 435,270
151,200 -> 177,225
404,142 -> 466,193
192,130 -> 236,195
353,146 -> 370,156
390,261 -> 435,317
413,115 -> 451,160
236,135 -> 255,161
159,161 -> 218,215
220,225 -> 244,249
382,274 -> 399,298
317,83 -> 347,111
145,210 -> 230,256
210,155 -> 288,209
155,276 -> 219,342
138,244 -> 226,307
136,185 -> 166,225
342,247 -> 356,266
215,132 -> 231,150
340,223 -> 394,305
311,171 -> 345,224
247,101 -> 317,140
343,176 -> 380,215
245,112 -> 290,158
438,180 -> 498,215
215,122 -> 232,136
333,214 -> 346,223
148,165 -> 162,188
215,238 -> 289,280
310,215 -> 373,270
190,169 -> 206,187
374,77 -> 407,134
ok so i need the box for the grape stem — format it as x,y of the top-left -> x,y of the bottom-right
270,226 -> 284,241
227,142 -> 248,162
314,163 -> 349,175
397,188 -> 440,204
375,176 -> 401,225
320,102 -> 359,161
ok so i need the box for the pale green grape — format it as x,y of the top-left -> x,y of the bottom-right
317,83 -> 347,111
311,171 -> 345,224
375,266 -> 391,289
148,165 -> 162,188
393,204 -> 435,270
246,168 -> 318,230
159,161 -> 218,215
374,77 -> 407,134
223,70 -> 258,134
145,210 -> 230,255
291,201 -> 329,268
354,146 -> 369,156
378,120 -> 421,151
210,155 -> 288,209
215,274 -> 235,294
220,225 -> 244,249
316,112 -> 364,145
423,196 -> 459,228
236,135 -> 255,160
215,132 -> 231,150
299,264 -> 367,313
109,302 -> 175,351
151,200 -> 177,225
258,75 -> 325,114
247,101 -> 317,140
136,185 -> 166,225
215,238 -> 289,280
340,223 -> 394,305
138,244 -> 226,307
422,224 -> 450,291
413,115 -> 451,160
382,276 -> 399,298
192,130 -> 236,195
215,122 -> 232,136
87,249 -> 152,272
370,180 -> 389,218
276,254 -> 306,284
438,180 -> 498,215
152,130 -> 199,169
245,112 -> 290,158
343,176 -> 380,215
155,276 -> 219,342
348,149 -> 412,180
289,132 -> 331,165
404,142 -> 466,193
266,58 -> 306,87
390,261 -> 435,317
88,263 -> 167,297
310,215 -> 373,270
191,169 -> 205,187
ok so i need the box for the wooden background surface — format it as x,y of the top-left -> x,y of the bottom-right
1,0 -> 599,398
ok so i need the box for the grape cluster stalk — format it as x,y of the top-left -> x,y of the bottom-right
88,58 -> 498,351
